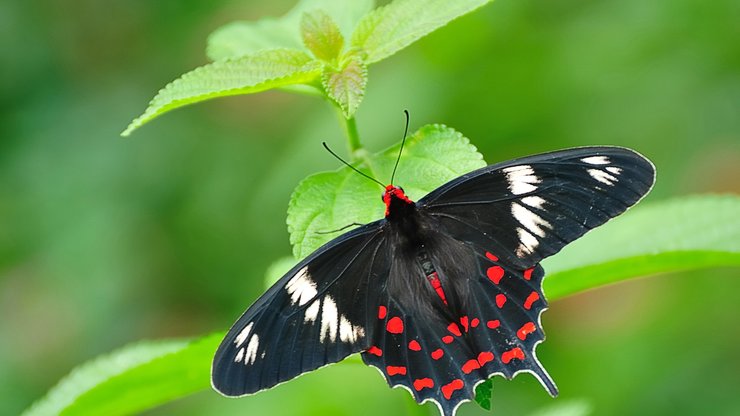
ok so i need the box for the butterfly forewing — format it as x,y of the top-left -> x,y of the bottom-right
212,222 -> 390,396
418,147 -> 655,268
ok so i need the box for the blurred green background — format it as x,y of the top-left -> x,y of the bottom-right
2,0 -> 739,415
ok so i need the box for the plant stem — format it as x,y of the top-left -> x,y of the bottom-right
343,115 -> 362,156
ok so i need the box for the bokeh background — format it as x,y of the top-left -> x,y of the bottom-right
2,0 -> 739,415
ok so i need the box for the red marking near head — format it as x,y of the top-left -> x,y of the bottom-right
413,378 -> 434,391
441,379 -> 464,400
386,365 -> 407,376
378,305 -> 387,320
496,294 -> 507,308
382,185 -> 413,217
487,320 -> 500,329
431,349 -> 444,360
442,335 -> 454,344
477,351 -> 494,366
367,346 -> 383,356
462,359 -> 481,374
487,266 -> 505,284
460,316 -> 469,332
502,347 -> 525,364
386,317 -> 404,333
485,252 -> 499,261
447,323 -> 462,337
524,291 -> 540,310
517,322 -> 537,341
523,268 -> 534,280
470,318 -> 480,328
408,340 -> 422,351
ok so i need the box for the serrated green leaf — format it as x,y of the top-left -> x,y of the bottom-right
542,194 -> 740,299
287,124 -> 485,259
21,338 -> 194,416
322,55 -> 367,117
474,379 -> 493,410
301,10 -> 345,61
122,49 -> 322,136
351,0 -> 494,64
208,0 -> 374,61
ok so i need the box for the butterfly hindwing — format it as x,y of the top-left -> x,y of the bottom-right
212,222 -> 390,396
418,146 -> 655,268
363,226 -> 555,416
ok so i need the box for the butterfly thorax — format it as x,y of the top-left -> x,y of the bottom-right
383,185 -> 414,220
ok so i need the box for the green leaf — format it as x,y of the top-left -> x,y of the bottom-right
207,0 -> 374,61
265,256 -> 298,288
122,49 -> 322,136
21,338 -> 199,416
474,379 -> 493,410
322,55 -> 368,117
301,10 -> 345,61
287,124 -> 485,259
351,0 -> 495,64
542,194 -> 740,299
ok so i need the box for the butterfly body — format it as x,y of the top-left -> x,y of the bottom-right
212,146 -> 655,416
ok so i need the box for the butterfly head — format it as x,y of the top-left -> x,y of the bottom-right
383,185 -> 414,218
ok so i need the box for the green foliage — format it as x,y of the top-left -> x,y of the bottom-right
287,124 -> 484,259
123,0 -> 496,135
474,380 -> 493,411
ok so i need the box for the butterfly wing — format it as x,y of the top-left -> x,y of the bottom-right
362,231 -> 553,416
212,221 -> 391,396
417,146 -> 656,268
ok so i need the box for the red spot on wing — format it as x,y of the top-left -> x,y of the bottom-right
460,316 -> 469,332
487,266 -> 505,284
441,379 -> 464,400
517,322 -> 537,341
442,335 -> 454,344
431,349 -> 444,360
427,272 -> 448,305
502,347 -> 525,364
477,351 -> 494,366
386,317 -> 404,334
524,291 -> 540,310
408,340 -> 422,351
496,294 -> 507,308
413,378 -> 434,391
487,320 -> 501,329
378,305 -> 387,320
470,318 -> 480,328
367,346 -> 383,356
462,359 -> 481,374
386,365 -> 407,376
447,323 -> 462,337
485,252 -> 499,261
523,268 -> 534,280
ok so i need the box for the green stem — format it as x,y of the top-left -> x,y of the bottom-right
343,115 -> 362,155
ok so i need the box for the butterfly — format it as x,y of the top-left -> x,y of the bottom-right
211,142 -> 655,416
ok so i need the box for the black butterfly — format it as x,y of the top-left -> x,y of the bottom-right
211,145 -> 655,416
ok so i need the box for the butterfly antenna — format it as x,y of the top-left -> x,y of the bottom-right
322,142 -> 385,188
390,110 -> 410,185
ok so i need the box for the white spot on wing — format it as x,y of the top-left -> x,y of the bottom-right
320,296 -> 339,343
234,322 -> 253,347
521,196 -> 546,209
588,169 -> 618,186
516,227 -> 539,257
606,166 -> 622,175
581,156 -> 610,165
304,299 -> 320,323
285,266 -> 317,306
512,203 -> 551,237
234,348 -> 245,363
244,334 -> 260,365
503,165 -> 541,195
339,316 -> 365,344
